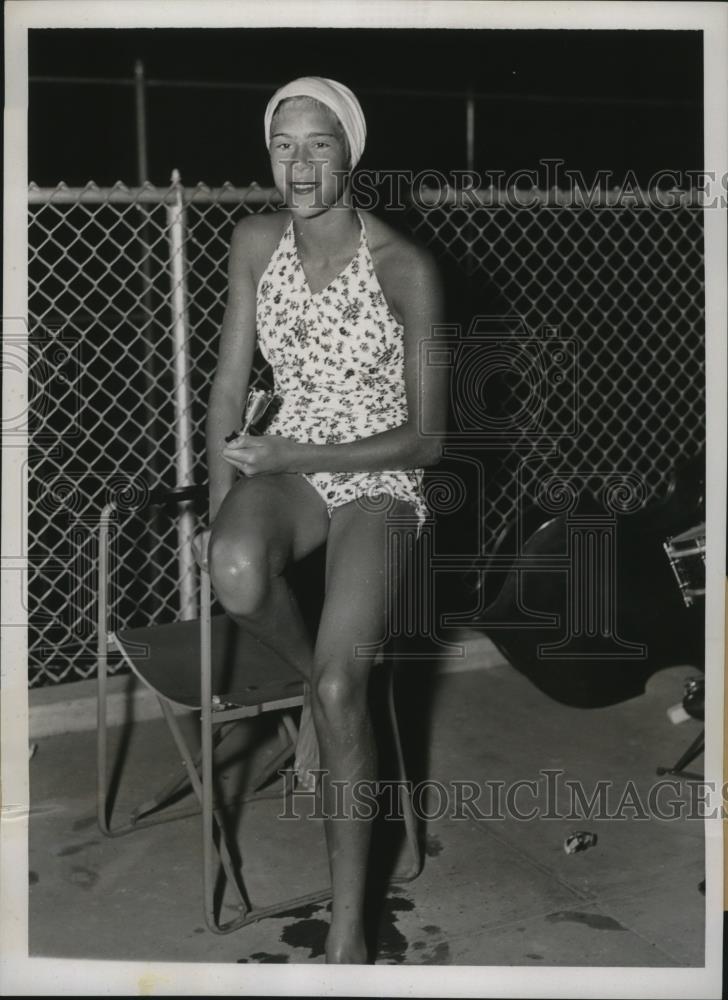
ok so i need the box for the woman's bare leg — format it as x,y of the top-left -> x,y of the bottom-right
209,472 -> 328,773
311,497 -> 408,964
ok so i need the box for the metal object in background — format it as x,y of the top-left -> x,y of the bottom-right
663,521 -> 706,607
133,60 -> 149,185
27,180 -> 705,687
681,676 -> 705,720
465,91 -> 475,174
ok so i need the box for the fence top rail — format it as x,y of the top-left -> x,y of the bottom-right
27,181 -> 281,206
27,180 -> 703,209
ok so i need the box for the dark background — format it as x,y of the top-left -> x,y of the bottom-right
28,28 -> 702,187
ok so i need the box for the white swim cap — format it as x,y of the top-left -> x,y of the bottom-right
264,76 -> 367,169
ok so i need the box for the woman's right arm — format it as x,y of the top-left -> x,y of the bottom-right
206,218 -> 260,522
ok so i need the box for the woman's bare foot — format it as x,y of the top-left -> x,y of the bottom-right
294,683 -> 320,791
325,926 -> 369,964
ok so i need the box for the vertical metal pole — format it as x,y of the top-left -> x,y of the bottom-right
466,92 -> 475,175
465,92 -> 476,277
134,60 -> 149,184
166,169 -> 197,620
134,58 -> 163,615
134,58 -> 159,474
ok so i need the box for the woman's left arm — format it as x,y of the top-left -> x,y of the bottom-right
224,245 -> 449,478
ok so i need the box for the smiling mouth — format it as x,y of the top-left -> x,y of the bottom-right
290,182 -> 319,193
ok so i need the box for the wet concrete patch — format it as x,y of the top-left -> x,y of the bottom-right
238,952 -> 290,964
280,915 -> 329,958
235,894 -> 452,966
278,900 -> 331,959
375,894 -> 415,964
414,922 -> 450,965
235,901 -> 334,963
68,866 -> 99,889
424,834 -> 444,857
55,839 -> 100,857
375,914 -> 452,965
72,815 -> 98,832
420,940 -> 451,964
547,911 -> 625,931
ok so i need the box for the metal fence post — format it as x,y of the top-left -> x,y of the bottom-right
166,169 -> 197,620
134,59 -> 149,183
464,92 -> 477,277
134,58 -> 162,496
465,90 -> 475,174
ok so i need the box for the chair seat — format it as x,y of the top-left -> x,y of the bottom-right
115,615 -> 303,710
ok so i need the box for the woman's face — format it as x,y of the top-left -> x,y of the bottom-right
269,98 -> 351,216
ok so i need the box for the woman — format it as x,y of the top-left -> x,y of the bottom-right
202,77 -> 448,964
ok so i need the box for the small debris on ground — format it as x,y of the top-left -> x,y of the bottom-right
563,830 -> 598,855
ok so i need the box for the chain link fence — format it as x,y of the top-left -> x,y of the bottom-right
27,178 -> 705,686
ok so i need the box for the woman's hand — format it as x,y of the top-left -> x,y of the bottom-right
221,433 -> 302,476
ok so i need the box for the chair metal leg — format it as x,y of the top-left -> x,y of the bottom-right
127,704 -> 216,826
96,508 -> 112,836
96,643 -> 112,836
280,711 -> 300,753
199,566 -> 254,933
98,688 -> 237,836
656,728 -> 705,781
385,665 -> 422,883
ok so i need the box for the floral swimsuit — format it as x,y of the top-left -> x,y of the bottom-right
256,210 -> 431,538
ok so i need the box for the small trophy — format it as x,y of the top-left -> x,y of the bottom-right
224,388 -> 281,442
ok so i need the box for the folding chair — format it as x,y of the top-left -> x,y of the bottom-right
96,484 -> 422,934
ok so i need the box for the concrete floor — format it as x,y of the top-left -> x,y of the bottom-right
28,647 -> 706,969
